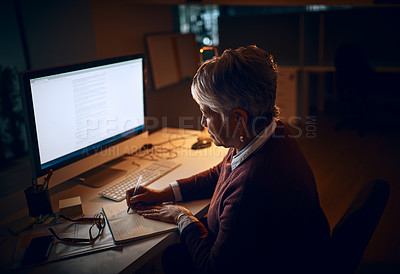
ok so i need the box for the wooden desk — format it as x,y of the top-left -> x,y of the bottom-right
0,128 -> 228,273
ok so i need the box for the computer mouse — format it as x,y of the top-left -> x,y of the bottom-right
191,138 -> 212,150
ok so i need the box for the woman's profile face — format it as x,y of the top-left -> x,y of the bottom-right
199,104 -> 238,149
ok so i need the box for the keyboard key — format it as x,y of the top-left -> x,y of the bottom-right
98,160 -> 180,202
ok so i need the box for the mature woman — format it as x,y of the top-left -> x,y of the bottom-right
126,45 -> 330,274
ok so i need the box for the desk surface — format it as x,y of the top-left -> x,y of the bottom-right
0,128 -> 228,273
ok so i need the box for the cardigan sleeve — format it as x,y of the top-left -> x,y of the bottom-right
179,175 -> 250,274
176,152 -> 229,201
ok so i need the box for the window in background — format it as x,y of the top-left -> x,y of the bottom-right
178,5 -> 220,48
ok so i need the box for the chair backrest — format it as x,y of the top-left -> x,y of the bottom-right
330,179 -> 390,274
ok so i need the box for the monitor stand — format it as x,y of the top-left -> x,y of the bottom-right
75,159 -> 127,188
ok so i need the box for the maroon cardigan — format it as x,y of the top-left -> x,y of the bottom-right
177,121 -> 330,274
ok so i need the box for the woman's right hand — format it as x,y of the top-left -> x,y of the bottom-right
126,185 -> 174,208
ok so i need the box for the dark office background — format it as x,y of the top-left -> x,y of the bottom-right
1,1 -> 400,273
2,1 -> 400,160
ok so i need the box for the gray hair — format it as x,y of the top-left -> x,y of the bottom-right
191,45 -> 279,125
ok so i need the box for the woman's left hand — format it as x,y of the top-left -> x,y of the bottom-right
136,204 -> 193,224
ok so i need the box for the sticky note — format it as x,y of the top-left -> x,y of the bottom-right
59,196 -> 83,217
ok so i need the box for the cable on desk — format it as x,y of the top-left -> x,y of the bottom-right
134,145 -> 178,161
126,133 -> 198,161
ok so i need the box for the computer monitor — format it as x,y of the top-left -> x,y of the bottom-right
20,54 -> 148,188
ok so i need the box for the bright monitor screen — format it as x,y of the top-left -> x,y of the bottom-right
20,54 -> 146,182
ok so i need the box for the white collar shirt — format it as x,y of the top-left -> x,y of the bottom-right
231,119 -> 277,171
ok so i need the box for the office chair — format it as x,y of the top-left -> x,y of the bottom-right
330,179 -> 390,274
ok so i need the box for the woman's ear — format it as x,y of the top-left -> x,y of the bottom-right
232,109 -> 248,126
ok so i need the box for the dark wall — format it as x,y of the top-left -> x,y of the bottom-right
1,0 -> 178,71
323,7 -> 400,67
18,0 -> 97,70
0,0 -> 26,71
219,13 -> 300,66
90,1 -> 175,59
219,7 -> 400,67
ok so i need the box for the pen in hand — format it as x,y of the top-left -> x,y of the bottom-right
127,175 -> 143,213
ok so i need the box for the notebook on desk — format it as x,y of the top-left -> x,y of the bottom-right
102,202 -> 177,244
